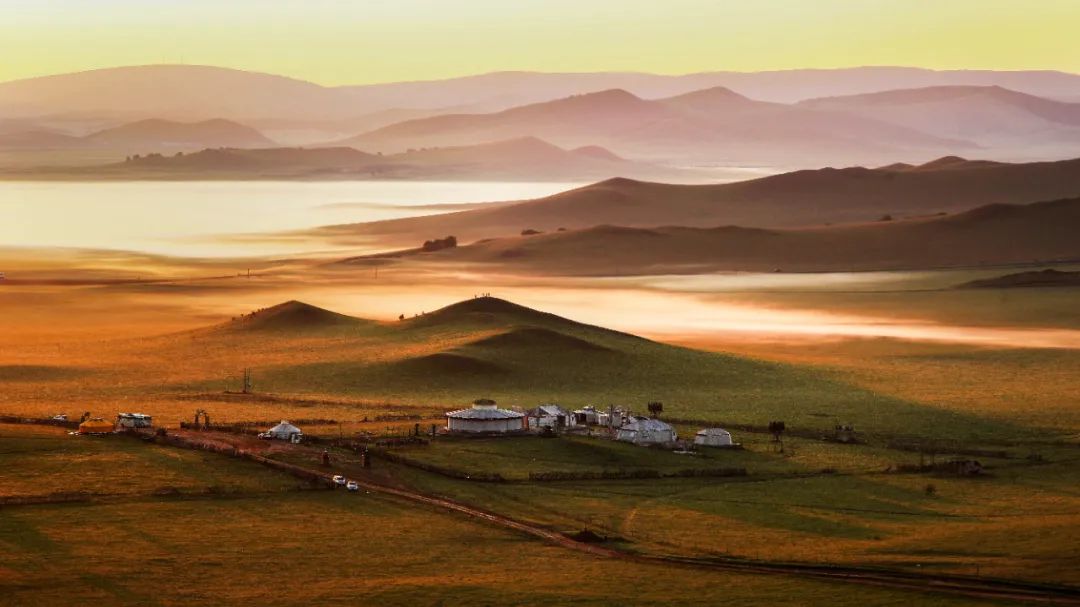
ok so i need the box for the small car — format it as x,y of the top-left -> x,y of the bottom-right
332,475 -> 346,485
346,480 -> 359,492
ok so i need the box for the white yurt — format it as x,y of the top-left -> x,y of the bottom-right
694,428 -> 734,447
615,417 -> 676,445
262,420 -> 303,441
446,399 -> 525,433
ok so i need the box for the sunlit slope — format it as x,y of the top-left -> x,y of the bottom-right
196,297 -> 1017,440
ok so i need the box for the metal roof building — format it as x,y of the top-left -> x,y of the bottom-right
446,399 -> 525,433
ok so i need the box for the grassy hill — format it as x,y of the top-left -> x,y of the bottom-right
185,297 -> 1016,441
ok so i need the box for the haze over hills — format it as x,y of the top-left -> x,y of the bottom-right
4,65 -> 1080,167
384,197 -> 1080,275
336,87 -> 971,165
801,86 -> 1080,159
0,137 -> 692,182
0,118 -> 275,151
4,65 -> 1079,122
315,156 -> 1080,246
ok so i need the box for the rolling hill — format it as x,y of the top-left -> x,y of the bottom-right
86,118 -> 275,149
189,296 -> 1003,438
0,118 -> 275,151
2,137 -> 690,182
315,156 -> 1080,246
384,197 -> 1080,275
800,85 -> 1080,159
334,87 -> 970,165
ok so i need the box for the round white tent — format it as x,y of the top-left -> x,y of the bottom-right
694,428 -> 733,447
262,420 -> 303,441
446,399 -> 524,433
615,417 -> 676,445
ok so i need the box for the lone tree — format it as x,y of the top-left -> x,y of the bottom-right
647,401 -> 664,417
768,420 -> 786,453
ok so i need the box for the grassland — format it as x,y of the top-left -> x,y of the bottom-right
379,438 -> 1080,586
0,423 -> 1004,607
1,275 -> 1078,603
0,423 -> 305,499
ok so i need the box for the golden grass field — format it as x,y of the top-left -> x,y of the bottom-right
0,424 -> 1011,607
1,256 -> 1078,604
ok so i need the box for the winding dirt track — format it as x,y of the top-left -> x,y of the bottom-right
146,428 -> 1080,605
342,473 -> 1080,605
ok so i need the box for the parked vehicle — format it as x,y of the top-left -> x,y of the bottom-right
332,475 -> 346,485
346,480 -> 359,492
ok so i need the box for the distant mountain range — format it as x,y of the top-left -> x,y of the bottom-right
3,65 -> 1080,167
0,118 -> 274,151
3,65 -> 1079,121
0,137 -> 692,182
333,87 -> 971,165
315,155 -> 1080,246
367,196 -> 1080,274
801,85 -> 1080,159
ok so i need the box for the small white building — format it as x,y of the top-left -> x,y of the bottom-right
694,428 -> 734,447
615,417 -> 677,446
572,406 -> 601,425
526,404 -> 571,430
260,420 -> 303,442
116,413 -> 153,429
446,399 -> 525,434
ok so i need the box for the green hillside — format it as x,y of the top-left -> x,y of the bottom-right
237,297 -> 1018,440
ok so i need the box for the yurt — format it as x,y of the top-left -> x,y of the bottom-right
446,399 -> 525,433
260,420 -> 303,442
694,428 -> 734,447
615,417 -> 676,445
78,417 -> 114,435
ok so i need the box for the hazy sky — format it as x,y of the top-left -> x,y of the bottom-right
2,0 -> 1078,84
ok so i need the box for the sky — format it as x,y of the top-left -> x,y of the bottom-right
1,0 -> 1078,84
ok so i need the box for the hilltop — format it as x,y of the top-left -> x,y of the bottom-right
214,301 -> 372,334
316,156 -> 1080,246
0,117 -> 275,151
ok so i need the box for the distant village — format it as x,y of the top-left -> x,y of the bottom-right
69,398 -> 737,449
